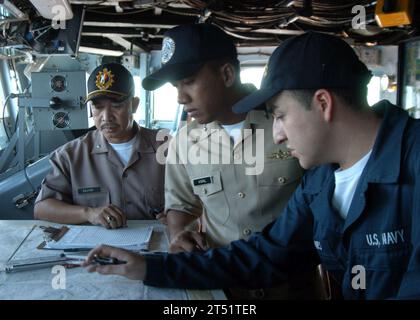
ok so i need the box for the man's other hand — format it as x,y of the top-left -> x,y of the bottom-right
87,204 -> 127,229
169,230 -> 209,253
155,211 -> 167,225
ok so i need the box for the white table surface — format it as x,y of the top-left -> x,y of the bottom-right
0,220 -> 226,300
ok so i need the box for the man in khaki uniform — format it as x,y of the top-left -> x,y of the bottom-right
34,63 -> 165,228
142,25 -> 303,254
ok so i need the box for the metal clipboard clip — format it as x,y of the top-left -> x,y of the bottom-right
38,225 -> 69,249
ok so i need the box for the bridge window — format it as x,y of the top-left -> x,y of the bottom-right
152,83 -> 178,122
240,66 -> 265,89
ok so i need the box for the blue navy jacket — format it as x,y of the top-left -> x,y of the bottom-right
145,101 -> 420,299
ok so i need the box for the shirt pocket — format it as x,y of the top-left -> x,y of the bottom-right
257,160 -> 303,219
257,160 -> 302,187
356,244 -> 412,271
191,171 -> 230,225
73,189 -> 110,207
353,244 -> 412,298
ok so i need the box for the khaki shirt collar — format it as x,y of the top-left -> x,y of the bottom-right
196,109 -> 270,145
91,122 -> 155,156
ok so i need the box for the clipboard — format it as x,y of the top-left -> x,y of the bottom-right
36,225 -> 153,251
37,225 -> 69,250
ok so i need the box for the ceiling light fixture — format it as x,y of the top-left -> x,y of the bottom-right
78,46 -> 124,57
2,0 -> 27,19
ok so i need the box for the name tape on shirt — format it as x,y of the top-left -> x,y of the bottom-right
193,176 -> 213,186
366,229 -> 405,247
78,187 -> 101,194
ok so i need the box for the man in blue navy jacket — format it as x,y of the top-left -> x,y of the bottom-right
84,32 -> 420,299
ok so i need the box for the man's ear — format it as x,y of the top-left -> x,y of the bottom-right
220,63 -> 236,87
313,89 -> 333,122
131,97 -> 140,114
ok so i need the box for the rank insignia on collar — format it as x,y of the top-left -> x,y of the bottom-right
95,68 -> 115,90
267,150 -> 292,160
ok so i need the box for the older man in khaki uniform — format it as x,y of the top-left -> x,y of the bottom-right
34,63 -> 165,228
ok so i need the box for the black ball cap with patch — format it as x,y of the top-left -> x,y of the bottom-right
142,23 -> 237,91
86,63 -> 134,103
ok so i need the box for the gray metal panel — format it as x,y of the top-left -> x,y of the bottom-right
33,108 -> 89,130
0,156 -> 51,219
30,71 -> 89,130
31,71 -> 86,100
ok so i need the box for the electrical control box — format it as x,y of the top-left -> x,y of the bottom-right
31,71 -> 88,130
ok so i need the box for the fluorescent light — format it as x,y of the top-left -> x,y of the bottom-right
2,0 -> 27,18
29,0 -> 73,20
79,46 -> 124,57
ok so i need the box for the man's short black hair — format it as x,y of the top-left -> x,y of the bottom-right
288,87 -> 368,111
207,57 -> 240,73
206,57 -> 241,86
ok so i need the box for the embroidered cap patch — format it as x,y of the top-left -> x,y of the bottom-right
95,68 -> 115,90
161,37 -> 175,64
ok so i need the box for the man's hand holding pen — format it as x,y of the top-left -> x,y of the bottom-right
82,245 -> 146,280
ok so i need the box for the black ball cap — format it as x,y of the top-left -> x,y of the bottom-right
233,31 -> 372,114
86,63 -> 134,103
142,23 -> 237,91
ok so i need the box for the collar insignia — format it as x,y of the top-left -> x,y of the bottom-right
267,150 -> 292,160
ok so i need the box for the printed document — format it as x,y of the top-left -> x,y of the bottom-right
44,225 -> 153,251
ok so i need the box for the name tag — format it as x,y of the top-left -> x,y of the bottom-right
78,187 -> 101,194
193,176 -> 213,186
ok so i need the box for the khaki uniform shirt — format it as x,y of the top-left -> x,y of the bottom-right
165,109 -> 304,246
36,123 -> 165,219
